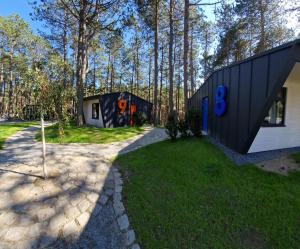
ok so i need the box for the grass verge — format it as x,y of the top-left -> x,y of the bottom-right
291,152 -> 300,164
116,138 -> 300,249
36,123 -> 144,144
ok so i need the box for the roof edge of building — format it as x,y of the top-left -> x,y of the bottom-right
83,91 -> 153,104
191,39 -> 300,100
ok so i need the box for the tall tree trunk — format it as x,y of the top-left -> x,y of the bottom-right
183,0 -> 189,113
158,46 -> 164,125
93,55 -> 96,94
258,0 -> 266,53
249,26 -> 253,56
72,38 -> 77,87
106,51 -> 111,93
204,31 -> 208,79
84,49 -> 89,97
168,0 -> 174,112
177,45 -> 181,112
8,44 -> 14,118
0,54 -> 3,116
135,40 -> 139,96
63,12 -> 68,87
153,0 -> 159,125
148,49 -> 152,102
130,61 -> 134,93
3,76 -> 6,114
110,58 -> 114,93
75,7 -> 87,126
177,73 -> 180,111
189,26 -> 195,96
119,64 -> 123,92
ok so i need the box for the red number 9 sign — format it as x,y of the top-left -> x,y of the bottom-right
118,99 -> 127,113
130,104 -> 137,114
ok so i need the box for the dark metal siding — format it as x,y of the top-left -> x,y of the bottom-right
250,55 -> 268,130
188,40 -> 300,153
99,92 -> 153,128
223,68 -> 231,146
237,61 -> 252,150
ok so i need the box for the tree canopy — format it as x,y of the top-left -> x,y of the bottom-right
0,0 -> 298,125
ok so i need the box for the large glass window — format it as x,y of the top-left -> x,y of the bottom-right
262,88 -> 286,127
92,103 -> 99,119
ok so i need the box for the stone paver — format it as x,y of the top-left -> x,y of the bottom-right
4,226 -> 28,241
125,230 -> 136,246
117,214 -> 130,231
76,212 -> 90,227
0,125 -> 167,248
132,244 -> 141,249
113,201 -> 125,216
37,207 -> 56,222
63,220 -> 79,238
99,194 -> 109,205
77,199 -> 92,213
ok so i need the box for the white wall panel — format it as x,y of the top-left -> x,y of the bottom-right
249,63 -> 300,153
83,99 -> 104,128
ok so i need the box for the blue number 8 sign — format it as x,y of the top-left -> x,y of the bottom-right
214,85 -> 227,116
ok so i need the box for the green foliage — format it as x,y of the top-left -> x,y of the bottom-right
214,0 -> 293,67
165,111 -> 178,140
132,112 -> 147,127
36,123 -> 144,144
291,152 -> 300,164
117,138 -> 300,249
32,53 -> 74,141
178,117 -> 189,138
0,14 -> 29,46
0,14 -> 74,129
187,109 -> 202,137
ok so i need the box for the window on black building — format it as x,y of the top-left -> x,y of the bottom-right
262,87 -> 286,127
92,103 -> 99,119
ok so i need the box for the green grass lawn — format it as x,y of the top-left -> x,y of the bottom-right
0,121 -> 38,149
36,123 -> 144,144
291,152 -> 300,164
116,138 -> 300,249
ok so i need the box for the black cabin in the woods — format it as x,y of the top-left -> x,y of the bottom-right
83,92 -> 152,128
189,39 -> 300,154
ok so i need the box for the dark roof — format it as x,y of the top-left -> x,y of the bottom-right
83,91 -> 152,104
204,39 -> 300,86
83,94 -> 102,101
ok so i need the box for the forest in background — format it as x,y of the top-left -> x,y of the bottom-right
0,0 -> 299,126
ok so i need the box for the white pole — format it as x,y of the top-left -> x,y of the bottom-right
41,114 -> 48,179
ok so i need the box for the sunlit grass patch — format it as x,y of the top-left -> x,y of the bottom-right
291,152 -> 300,164
36,123 -> 144,144
116,138 -> 300,249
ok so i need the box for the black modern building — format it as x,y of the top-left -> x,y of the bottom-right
188,39 -> 300,154
83,92 -> 152,128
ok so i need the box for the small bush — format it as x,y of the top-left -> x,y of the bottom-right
133,112 -> 147,127
165,111 -> 178,140
178,118 -> 189,138
291,152 -> 300,164
187,109 -> 202,137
